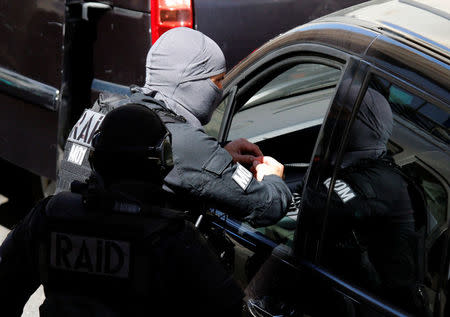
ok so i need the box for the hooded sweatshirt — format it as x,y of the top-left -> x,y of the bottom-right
142,27 -> 226,127
341,88 -> 393,168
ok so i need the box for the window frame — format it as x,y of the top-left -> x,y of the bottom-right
215,43 -> 349,143
368,66 -> 449,150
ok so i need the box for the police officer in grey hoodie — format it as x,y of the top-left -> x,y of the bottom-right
137,27 -> 292,227
57,27 -> 292,227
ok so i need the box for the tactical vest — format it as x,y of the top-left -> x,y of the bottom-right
56,89 -> 185,193
39,190 -> 185,303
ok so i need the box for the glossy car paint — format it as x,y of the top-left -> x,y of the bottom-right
0,0 -> 64,178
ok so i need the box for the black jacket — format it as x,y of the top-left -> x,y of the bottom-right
0,181 -> 244,316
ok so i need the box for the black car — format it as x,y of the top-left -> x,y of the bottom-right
203,0 -> 449,316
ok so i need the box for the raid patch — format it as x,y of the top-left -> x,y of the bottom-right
68,109 -> 105,148
323,178 -> 356,203
232,163 -> 253,191
50,232 -> 130,278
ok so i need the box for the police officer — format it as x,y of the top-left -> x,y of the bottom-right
57,27 -> 292,228
0,105 -> 244,316
302,88 -> 430,316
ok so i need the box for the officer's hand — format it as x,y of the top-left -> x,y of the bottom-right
251,156 -> 284,181
224,138 -> 263,166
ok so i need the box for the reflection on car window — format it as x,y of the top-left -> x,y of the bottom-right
402,162 -> 448,234
228,63 -> 340,143
203,95 -> 228,138
371,76 -> 449,144
243,64 -> 341,110
310,82 -> 441,316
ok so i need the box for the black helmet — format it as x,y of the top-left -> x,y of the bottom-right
89,104 -> 174,183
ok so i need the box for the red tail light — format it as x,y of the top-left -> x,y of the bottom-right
151,0 -> 194,44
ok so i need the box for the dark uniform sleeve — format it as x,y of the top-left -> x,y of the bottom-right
0,199 -> 47,316
164,123 -> 292,227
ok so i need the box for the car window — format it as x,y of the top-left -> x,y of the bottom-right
203,94 -> 229,138
228,63 -> 340,143
371,76 -> 449,145
402,162 -> 448,234
313,76 -> 449,316
220,61 -> 343,252
211,59 -> 344,293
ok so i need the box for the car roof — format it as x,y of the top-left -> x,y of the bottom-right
226,0 -> 449,93
318,0 -> 450,58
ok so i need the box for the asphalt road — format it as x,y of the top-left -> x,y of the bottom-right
0,195 -> 44,316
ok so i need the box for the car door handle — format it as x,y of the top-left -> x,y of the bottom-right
82,2 -> 112,21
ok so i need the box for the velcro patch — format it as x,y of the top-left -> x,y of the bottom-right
232,163 -> 253,191
67,144 -> 88,166
50,232 -> 130,278
68,109 -> 105,148
324,178 -> 356,203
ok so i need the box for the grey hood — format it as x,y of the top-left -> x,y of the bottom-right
341,88 -> 393,168
142,27 -> 226,127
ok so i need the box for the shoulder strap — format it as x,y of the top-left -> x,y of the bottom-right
130,92 -> 187,124
92,92 -> 131,114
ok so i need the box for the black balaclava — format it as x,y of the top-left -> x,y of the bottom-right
341,88 -> 393,168
142,27 -> 226,127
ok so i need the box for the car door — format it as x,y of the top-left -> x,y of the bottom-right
297,65 -> 449,317
204,45 -> 447,315
203,45 -> 383,315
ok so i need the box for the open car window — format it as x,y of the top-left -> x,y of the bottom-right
206,57 -> 346,292
228,63 -> 341,144
223,61 -> 343,249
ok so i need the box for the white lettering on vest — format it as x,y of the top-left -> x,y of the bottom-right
323,178 -> 356,203
68,109 -> 105,148
232,163 -> 253,191
67,144 -> 88,165
50,232 -> 130,278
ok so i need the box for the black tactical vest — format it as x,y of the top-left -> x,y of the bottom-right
39,190 -> 185,303
56,90 -> 185,193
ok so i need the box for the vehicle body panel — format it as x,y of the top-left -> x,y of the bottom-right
207,1 -> 449,316
0,0 -> 64,178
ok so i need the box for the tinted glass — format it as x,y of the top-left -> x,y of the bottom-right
315,76 -> 449,316
372,76 -> 449,144
402,163 -> 448,234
